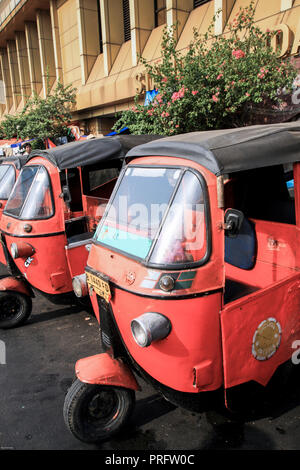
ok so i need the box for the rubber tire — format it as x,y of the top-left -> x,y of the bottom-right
63,379 -> 136,443
0,290 -> 32,329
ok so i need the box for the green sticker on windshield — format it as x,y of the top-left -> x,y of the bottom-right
97,225 -> 152,259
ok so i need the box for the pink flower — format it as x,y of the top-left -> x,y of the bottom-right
161,111 -> 170,117
231,81 -> 235,85
162,77 -> 168,82
232,49 -> 245,59
212,95 -> 219,103
175,124 -> 179,128
178,86 -> 186,98
171,86 -> 186,102
245,92 -> 250,97
192,90 -> 198,95
217,73 -> 223,80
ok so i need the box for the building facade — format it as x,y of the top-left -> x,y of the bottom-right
0,0 -> 299,135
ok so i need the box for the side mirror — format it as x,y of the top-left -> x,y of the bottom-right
224,209 -> 244,237
62,185 -> 72,204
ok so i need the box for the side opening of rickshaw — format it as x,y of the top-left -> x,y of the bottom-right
61,163 -> 123,281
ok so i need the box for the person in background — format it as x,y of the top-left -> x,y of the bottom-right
24,143 -> 32,155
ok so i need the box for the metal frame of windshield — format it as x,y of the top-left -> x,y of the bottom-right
93,163 -> 212,271
3,164 -> 55,221
0,164 -> 16,201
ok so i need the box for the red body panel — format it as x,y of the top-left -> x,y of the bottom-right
111,289 -> 223,393
221,272 -> 300,388
4,233 -> 72,294
75,353 -> 140,390
91,287 -> 223,393
65,242 -> 92,279
0,276 -> 32,296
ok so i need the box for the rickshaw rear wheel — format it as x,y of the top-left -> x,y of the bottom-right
63,379 -> 136,443
0,291 -> 32,329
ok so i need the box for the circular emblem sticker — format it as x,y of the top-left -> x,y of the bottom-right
252,318 -> 281,361
125,271 -> 136,285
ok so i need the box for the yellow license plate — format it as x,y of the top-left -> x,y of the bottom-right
86,271 -> 111,303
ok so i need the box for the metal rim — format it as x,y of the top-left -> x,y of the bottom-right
82,388 -> 122,434
0,293 -> 24,321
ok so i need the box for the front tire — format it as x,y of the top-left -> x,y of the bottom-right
0,291 -> 32,329
63,379 -> 136,443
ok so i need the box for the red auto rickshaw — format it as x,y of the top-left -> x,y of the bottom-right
0,135 -> 160,328
64,122 -> 300,443
0,156 -> 27,217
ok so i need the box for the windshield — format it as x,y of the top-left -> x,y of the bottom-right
0,164 -> 15,200
4,165 -> 54,220
94,166 -> 208,266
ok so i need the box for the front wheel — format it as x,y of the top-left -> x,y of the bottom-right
63,379 -> 136,443
0,291 -> 32,329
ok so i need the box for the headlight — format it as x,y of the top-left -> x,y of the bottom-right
10,242 -> 35,259
10,243 -> 19,259
131,312 -> 171,348
72,274 -> 88,298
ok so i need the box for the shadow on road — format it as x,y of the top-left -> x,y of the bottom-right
27,305 -> 84,325
132,394 -> 177,428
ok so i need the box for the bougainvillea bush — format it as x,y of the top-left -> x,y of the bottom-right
113,3 -> 297,135
0,77 -> 76,148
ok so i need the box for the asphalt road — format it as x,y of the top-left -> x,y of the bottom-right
1,264 -> 300,451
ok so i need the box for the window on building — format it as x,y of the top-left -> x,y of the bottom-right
123,0 -> 131,42
193,0 -> 211,8
154,0 -> 166,27
97,0 -> 103,53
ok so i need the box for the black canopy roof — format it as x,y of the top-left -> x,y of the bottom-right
1,155 -> 28,170
126,122 -> 300,176
28,135 -> 162,170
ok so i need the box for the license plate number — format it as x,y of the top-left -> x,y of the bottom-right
86,271 -> 111,302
